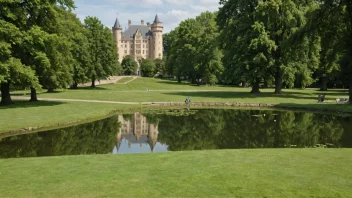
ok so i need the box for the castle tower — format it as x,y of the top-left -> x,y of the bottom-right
112,18 -> 123,62
151,14 -> 163,59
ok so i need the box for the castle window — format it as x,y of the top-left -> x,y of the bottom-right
125,50 -> 127,53
125,44 -> 127,48
121,45 -> 123,48
136,40 -> 141,43
137,50 -> 141,54
136,44 -> 141,48
130,50 -> 133,53
143,50 -> 144,54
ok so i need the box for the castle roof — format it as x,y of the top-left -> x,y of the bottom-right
123,25 -> 152,39
113,18 -> 121,29
153,14 -> 161,24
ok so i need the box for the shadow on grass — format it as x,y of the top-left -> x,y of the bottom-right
0,100 -> 66,109
69,86 -> 109,90
164,91 -> 322,100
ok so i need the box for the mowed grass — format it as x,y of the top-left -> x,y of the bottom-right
0,101 -> 137,134
0,149 -> 351,198
33,78 -> 352,112
116,76 -> 134,84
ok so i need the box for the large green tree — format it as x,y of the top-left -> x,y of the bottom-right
166,12 -> 223,84
310,0 -> 352,103
84,17 -> 119,88
0,0 -> 74,105
140,59 -> 156,77
218,0 -> 319,93
121,55 -> 138,75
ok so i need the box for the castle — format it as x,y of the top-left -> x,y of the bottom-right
112,15 -> 163,75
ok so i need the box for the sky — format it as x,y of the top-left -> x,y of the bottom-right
73,0 -> 222,33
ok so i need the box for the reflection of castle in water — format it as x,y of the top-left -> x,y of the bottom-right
116,112 -> 159,152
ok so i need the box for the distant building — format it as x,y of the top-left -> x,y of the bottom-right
112,15 -> 163,75
116,113 -> 159,152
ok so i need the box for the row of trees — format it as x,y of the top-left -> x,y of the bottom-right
0,0 -> 120,105
120,55 -> 165,77
164,0 -> 352,102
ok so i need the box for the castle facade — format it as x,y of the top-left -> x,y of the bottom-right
112,15 -> 163,75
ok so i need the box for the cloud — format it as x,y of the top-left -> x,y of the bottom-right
74,0 -> 222,33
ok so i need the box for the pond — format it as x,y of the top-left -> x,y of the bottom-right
0,109 -> 351,158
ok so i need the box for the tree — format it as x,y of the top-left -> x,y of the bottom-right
55,7 -> 91,89
84,17 -> 119,88
218,0 -> 269,93
141,58 -> 156,77
310,0 -> 352,103
166,12 -> 223,84
0,0 -> 74,104
218,0 -> 319,93
121,56 -> 138,75
154,58 -> 166,76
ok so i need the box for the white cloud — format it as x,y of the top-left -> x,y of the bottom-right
74,0 -> 222,33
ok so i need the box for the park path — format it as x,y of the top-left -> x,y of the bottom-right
80,76 -> 137,87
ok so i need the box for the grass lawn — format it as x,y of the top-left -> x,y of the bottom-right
0,149 -> 351,197
35,78 -> 351,111
0,101 -> 138,134
116,77 -> 134,84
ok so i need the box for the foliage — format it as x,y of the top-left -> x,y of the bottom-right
84,16 -> 119,87
154,58 -> 166,76
121,55 -> 138,75
166,12 -> 223,84
140,58 -> 156,77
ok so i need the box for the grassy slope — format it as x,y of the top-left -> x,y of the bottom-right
116,77 -> 134,83
0,101 -> 137,133
0,149 -> 351,198
38,78 -> 352,111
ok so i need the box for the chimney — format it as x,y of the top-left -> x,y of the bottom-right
128,20 -> 131,27
141,20 -> 145,25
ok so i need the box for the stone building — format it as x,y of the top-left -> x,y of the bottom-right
112,15 -> 163,76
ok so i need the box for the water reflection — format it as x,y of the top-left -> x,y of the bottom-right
0,109 -> 351,158
113,113 -> 168,154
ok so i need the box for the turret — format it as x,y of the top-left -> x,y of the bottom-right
112,18 -> 122,41
112,18 -> 123,61
151,14 -> 163,59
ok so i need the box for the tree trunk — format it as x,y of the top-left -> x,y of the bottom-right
250,82 -> 260,93
320,76 -> 328,91
47,88 -> 55,93
177,75 -> 181,83
349,79 -> 352,104
0,82 -> 14,106
29,87 -> 38,102
72,82 -> 78,89
263,81 -> 268,88
274,73 -> 283,94
91,78 -> 96,88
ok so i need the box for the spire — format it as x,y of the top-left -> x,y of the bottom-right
113,18 -> 121,29
153,14 -> 161,24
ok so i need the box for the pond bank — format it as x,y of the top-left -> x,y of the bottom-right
148,101 -> 352,115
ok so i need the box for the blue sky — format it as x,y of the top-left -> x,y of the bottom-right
73,0 -> 221,33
